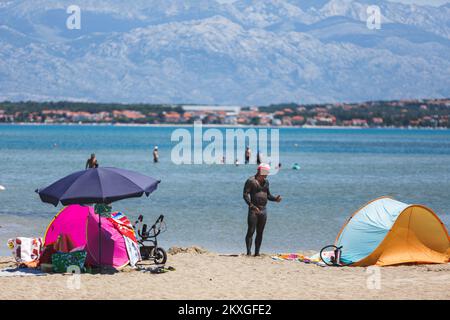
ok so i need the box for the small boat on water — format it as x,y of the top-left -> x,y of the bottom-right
0,185 -> 5,191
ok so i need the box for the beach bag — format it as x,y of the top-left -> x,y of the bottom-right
94,203 -> 112,218
52,250 -> 87,273
7,237 -> 43,267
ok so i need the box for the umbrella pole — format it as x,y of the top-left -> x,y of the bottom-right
99,215 -> 102,273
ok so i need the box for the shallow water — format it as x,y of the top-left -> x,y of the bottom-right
0,124 -> 449,256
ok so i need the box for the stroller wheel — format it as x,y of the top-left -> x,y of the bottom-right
152,247 -> 167,265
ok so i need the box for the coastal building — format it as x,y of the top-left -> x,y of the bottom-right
113,110 -> 145,120
223,115 -> 237,125
291,115 -> 305,125
182,105 -> 241,115
372,117 -> 384,125
272,118 -> 282,126
163,111 -> 182,123
282,116 -> 292,126
315,114 -> 336,125
351,119 -> 369,127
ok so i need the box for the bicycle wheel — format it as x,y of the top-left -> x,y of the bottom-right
319,245 -> 338,266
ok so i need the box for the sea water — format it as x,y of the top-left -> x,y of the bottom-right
0,124 -> 449,256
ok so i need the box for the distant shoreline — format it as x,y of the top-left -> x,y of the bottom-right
0,122 -> 448,130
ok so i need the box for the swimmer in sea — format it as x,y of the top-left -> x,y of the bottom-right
85,153 -> 99,169
153,146 -> 159,163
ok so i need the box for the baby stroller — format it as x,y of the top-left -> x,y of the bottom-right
134,214 -> 168,265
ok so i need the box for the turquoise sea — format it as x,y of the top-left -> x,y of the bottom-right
0,124 -> 449,256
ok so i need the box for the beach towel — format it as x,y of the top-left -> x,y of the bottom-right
123,236 -> 140,268
271,252 -> 329,267
7,237 -> 43,268
108,212 -> 141,267
108,212 -> 137,242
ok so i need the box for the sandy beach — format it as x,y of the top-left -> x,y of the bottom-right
1,248 -> 449,300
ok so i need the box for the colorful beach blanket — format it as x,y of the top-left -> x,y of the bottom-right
271,252 -> 329,267
108,212 -> 141,267
108,212 -> 137,242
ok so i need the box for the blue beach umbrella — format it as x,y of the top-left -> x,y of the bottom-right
36,167 -> 160,206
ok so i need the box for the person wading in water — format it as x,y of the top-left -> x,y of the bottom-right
85,153 -> 99,169
245,147 -> 251,164
153,146 -> 159,163
256,151 -> 262,165
243,163 -> 282,256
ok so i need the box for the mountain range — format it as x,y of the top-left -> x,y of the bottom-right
0,0 -> 449,105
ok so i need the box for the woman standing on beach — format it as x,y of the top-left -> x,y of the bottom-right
243,163 -> 282,256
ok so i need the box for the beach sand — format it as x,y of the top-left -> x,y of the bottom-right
0,248 -> 449,300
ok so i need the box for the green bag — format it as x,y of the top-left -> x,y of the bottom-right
94,203 -> 112,218
52,250 -> 87,273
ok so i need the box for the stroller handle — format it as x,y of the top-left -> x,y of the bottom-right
151,215 -> 164,237
136,214 -> 165,239
134,215 -> 144,227
137,223 -> 147,238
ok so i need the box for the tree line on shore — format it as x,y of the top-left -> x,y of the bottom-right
0,99 -> 449,128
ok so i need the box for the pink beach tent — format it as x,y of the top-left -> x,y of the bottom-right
43,204 -> 130,269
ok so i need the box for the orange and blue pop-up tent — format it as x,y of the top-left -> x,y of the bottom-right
336,197 -> 450,266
